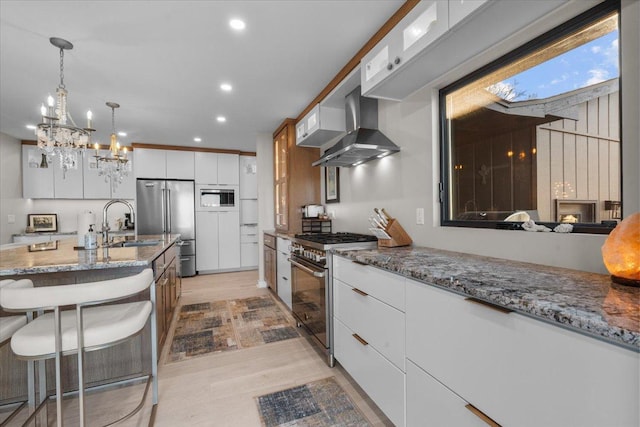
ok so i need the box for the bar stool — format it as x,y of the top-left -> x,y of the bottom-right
0,279 -> 34,426
0,269 -> 158,426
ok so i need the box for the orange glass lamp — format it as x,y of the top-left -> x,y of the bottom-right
601,212 -> 640,287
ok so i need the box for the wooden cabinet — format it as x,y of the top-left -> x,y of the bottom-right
153,244 -> 179,352
263,233 -> 277,293
405,278 -> 640,427
361,0 -> 449,100
135,148 -> 194,179
295,104 -> 345,147
273,119 -> 320,233
332,255 -> 406,426
196,211 -> 240,272
195,152 -> 239,185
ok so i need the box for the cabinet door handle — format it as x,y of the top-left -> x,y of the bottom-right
352,333 -> 368,346
465,297 -> 512,314
352,288 -> 368,297
394,56 -> 401,65
386,63 -> 394,71
352,260 -> 368,266
465,404 -> 501,427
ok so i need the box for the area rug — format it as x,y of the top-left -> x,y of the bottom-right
168,295 -> 299,362
256,377 -> 371,427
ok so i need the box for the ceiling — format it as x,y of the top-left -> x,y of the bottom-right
0,1 -> 403,153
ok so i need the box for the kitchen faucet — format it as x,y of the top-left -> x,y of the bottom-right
102,199 -> 135,244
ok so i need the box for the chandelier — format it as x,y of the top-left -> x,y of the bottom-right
93,102 -> 130,191
36,37 -> 94,176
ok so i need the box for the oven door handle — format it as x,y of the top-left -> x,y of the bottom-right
288,258 -> 325,278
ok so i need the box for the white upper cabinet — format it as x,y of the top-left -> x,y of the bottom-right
135,148 -> 194,180
111,150 -> 135,199
166,150 -> 194,179
194,152 -> 218,184
448,0 -> 487,29
239,155 -> 257,199
361,0 -> 449,100
217,153 -> 239,185
134,148 -> 166,179
53,154 -> 84,199
295,104 -> 345,147
22,146 -> 54,199
83,149 -> 112,199
195,152 -> 239,185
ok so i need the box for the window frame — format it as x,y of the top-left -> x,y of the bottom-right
438,0 -> 621,235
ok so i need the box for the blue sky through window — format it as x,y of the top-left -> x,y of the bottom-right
495,30 -> 619,102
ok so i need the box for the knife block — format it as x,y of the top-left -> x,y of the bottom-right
378,218 -> 412,248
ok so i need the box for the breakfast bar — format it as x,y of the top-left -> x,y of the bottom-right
0,234 -> 180,406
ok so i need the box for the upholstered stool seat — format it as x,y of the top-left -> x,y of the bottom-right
1,269 -> 157,426
0,314 -> 27,344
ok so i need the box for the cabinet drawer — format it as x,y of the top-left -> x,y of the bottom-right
406,279 -> 640,427
407,360 -> 487,427
263,233 -> 276,249
152,252 -> 165,281
334,318 -> 404,427
333,255 -> 405,311
334,278 -> 404,370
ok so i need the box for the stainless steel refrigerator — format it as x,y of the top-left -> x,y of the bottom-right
137,179 -> 196,277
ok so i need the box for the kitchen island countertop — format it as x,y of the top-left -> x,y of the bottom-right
0,234 -> 180,276
333,246 -> 639,352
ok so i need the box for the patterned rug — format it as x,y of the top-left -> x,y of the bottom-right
168,295 -> 299,362
256,377 -> 371,427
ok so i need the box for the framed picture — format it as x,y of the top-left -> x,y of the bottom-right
27,214 -> 58,232
28,240 -> 58,252
325,166 -> 340,204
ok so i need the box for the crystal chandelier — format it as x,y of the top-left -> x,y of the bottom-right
36,37 -> 94,176
93,102 -> 130,191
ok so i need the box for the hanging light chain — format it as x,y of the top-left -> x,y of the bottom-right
58,47 -> 66,89
111,105 -> 116,134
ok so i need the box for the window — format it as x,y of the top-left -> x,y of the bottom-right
440,1 -> 620,233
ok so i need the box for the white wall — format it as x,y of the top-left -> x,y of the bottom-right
324,1 -> 639,275
0,133 -> 135,244
256,132 -> 274,286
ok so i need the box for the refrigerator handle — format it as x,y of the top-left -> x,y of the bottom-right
167,189 -> 172,233
161,188 -> 167,233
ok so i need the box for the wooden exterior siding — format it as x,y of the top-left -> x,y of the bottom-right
536,91 -> 620,222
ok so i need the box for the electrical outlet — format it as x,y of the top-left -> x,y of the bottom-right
7,214 -> 15,224
416,208 -> 424,225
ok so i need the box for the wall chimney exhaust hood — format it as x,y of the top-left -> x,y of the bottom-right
312,86 -> 399,167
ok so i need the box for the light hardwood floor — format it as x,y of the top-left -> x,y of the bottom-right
3,270 -> 392,426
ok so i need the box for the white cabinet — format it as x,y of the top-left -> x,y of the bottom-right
361,0 -> 449,100
332,255 -> 406,427
135,148 -> 194,179
196,211 -> 240,272
83,149 -> 135,199
53,157 -> 84,199
448,0 -> 487,29
218,211 -> 240,269
240,225 -> 258,268
407,360 -> 487,427
195,152 -> 239,185
276,237 -> 292,309
22,146 -> 54,198
166,150 -> 195,179
406,279 -> 640,427
239,155 -> 257,199
295,104 -> 345,147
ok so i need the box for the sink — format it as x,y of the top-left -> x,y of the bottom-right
104,239 -> 160,248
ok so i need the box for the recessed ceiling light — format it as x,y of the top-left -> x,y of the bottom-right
220,83 -> 232,92
117,131 -> 127,137
229,19 -> 246,30
25,124 -> 36,130
216,116 -> 227,123
194,137 -> 202,142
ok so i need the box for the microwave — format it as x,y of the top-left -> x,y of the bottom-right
196,185 -> 238,211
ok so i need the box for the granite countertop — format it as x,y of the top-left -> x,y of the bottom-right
0,234 -> 180,276
334,246 -> 640,352
12,229 -> 135,237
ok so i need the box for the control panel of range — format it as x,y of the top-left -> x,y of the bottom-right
290,243 -> 326,265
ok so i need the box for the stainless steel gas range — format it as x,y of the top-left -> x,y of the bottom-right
289,232 -> 377,367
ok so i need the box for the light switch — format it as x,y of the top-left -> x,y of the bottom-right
416,208 -> 424,225
7,214 -> 15,224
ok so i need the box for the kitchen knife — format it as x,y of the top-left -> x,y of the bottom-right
373,208 -> 388,226
370,215 -> 384,229
380,208 -> 392,222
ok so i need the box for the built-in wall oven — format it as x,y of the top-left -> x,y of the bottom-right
289,232 -> 377,367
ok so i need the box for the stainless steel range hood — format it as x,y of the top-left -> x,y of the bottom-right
312,86 -> 399,167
